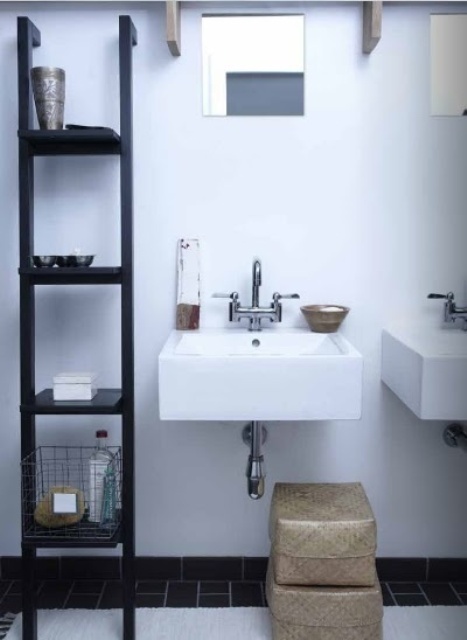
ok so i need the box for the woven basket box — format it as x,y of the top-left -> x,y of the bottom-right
266,563 -> 383,640
270,483 -> 377,586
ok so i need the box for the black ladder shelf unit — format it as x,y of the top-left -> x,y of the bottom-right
17,16 -> 137,640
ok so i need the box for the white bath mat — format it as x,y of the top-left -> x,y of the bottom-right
5,606 -> 467,640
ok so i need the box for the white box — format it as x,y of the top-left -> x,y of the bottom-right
53,372 -> 98,401
53,384 -> 97,401
53,372 -> 98,385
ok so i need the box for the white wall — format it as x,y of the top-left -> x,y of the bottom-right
0,1 -> 467,558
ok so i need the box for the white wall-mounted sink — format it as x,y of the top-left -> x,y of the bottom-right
381,327 -> 467,420
159,329 -> 363,421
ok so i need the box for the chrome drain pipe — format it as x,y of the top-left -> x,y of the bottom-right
443,423 -> 467,452
243,422 -> 267,500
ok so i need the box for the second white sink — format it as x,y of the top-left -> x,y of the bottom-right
159,329 -> 363,421
382,326 -> 467,420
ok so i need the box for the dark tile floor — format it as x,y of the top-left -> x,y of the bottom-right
1,580 -> 466,613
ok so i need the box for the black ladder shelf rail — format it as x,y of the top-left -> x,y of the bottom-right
17,16 -> 137,640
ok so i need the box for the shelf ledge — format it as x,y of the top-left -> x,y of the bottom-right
22,526 -> 122,549
21,389 -> 123,415
19,267 -> 122,285
18,129 -> 121,156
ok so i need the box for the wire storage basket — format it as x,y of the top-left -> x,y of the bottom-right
21,446 -> 122,542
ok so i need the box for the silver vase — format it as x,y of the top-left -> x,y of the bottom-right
31,66 -> 65,130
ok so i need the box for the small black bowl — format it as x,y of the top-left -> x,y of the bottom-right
32,256 -> 57,268
56,256 -> 75,268
56,255 -> 95,268
73,255 -> 95,267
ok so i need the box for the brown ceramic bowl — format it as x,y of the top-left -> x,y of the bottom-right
300,305 -> 350,333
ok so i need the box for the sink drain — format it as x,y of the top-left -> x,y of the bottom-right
252,339 -> 260,347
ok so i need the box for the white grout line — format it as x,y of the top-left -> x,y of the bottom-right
2,583 -> 13,599
418,583 -> 434,606
449,582 -> 465,605
385,582 -> 397,605
163,580 -> 169,608
95,581 -> 107,610
385,582 -> 423,596
62,580 -> 75,609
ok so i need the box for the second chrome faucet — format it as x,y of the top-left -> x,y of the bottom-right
214,258 -> 300,332
428,291 -> 467,330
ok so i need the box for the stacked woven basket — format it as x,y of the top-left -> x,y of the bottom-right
267,483 -> 384,640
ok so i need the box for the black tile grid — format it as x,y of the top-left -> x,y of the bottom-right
136,557 -> 181,581
198,594 -> 230,608
37,581 -> 73,610
230,582 -> 264,607
4,555 -> 467,582
392,594 -> 430,607
428,559 -> 467,582
1,578 -> 467,611
419,583 -> 463,606
243,558 -> 268,581
451,582 -> 467,606
136,580 -> 167,594
0,557 -> 60,580
61,557 -> 120,581
166,581 -> 198,608
380,583 -> 395,607
376,558 -> 427,582
98,581 -> 123,609
388,582 -> 422,594
183,558 -> 242,581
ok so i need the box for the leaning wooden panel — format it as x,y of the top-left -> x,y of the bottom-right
362,1 -> 382,54
167,0 -> 181,56
176,239 -> 200,330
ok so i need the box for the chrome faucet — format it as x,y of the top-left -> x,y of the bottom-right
428,291 -> 467,330
252,259 -> 261,308
213,258 -> 300,332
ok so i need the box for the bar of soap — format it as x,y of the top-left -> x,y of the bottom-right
34,486 -> 85,529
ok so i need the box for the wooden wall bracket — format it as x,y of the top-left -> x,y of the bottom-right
362,1 -> 382,54
167,0 -> 181,56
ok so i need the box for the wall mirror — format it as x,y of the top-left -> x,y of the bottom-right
202,14 -> 305,116
431,14 -> 467,116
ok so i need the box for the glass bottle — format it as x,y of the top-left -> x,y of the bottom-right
89,430 -> 113,522
100,465 -> 117,529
